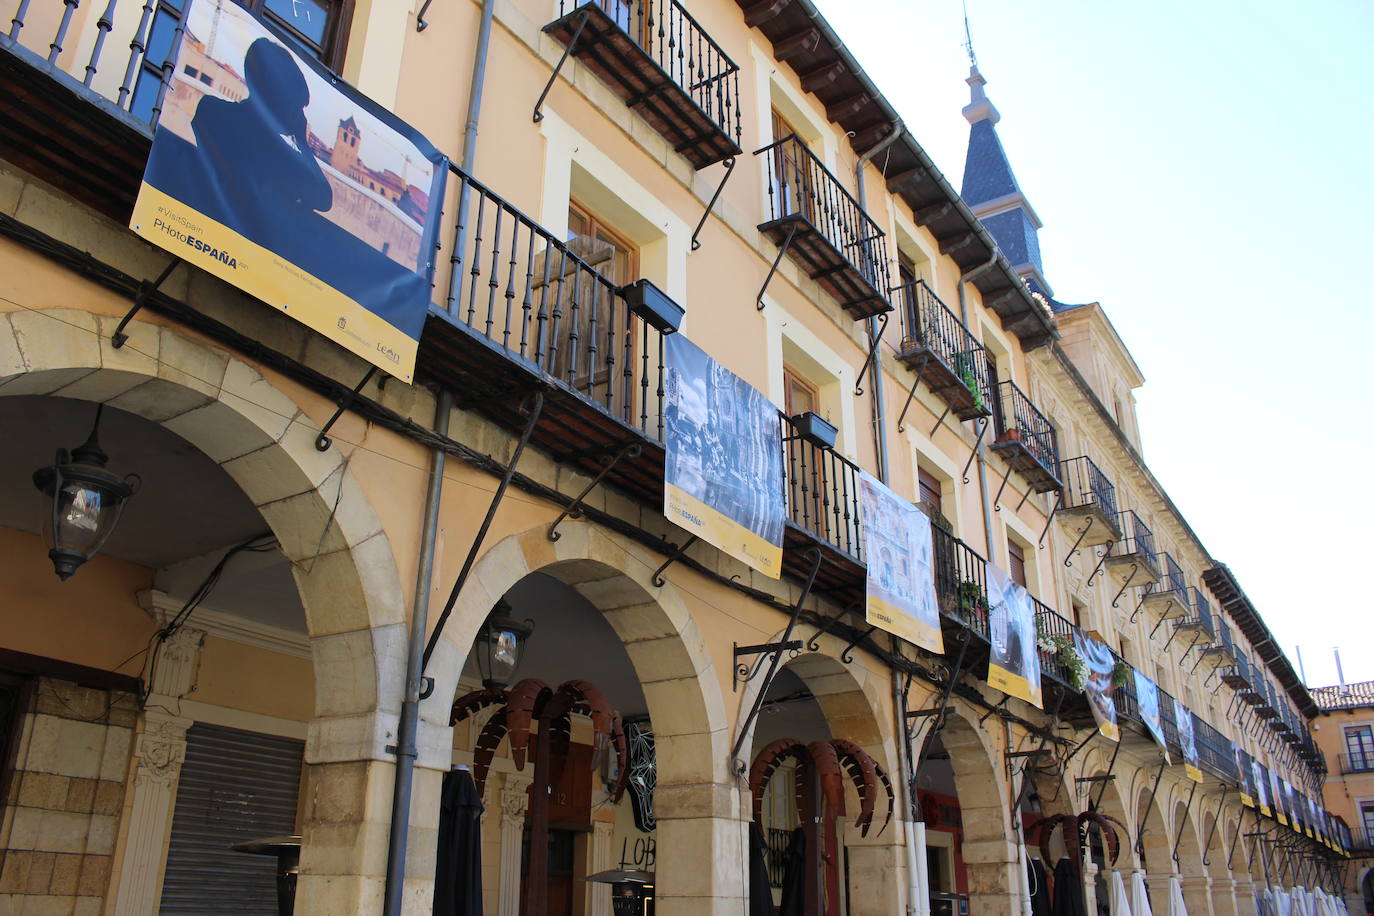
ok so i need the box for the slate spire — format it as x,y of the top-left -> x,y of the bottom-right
960,64 -> 1051,295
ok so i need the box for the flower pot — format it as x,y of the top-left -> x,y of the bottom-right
619,278 -> 684,334
792,411 -> 838,450
995,428 -> 1021,445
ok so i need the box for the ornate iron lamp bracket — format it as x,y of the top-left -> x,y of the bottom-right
690,157 -> 737,252
110,256 -> 179,348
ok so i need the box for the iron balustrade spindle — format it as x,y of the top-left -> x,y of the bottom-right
893,278 -> 992,407
779,412 -> 863,560
931,525 -> 990,641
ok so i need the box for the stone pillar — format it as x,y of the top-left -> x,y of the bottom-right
1180,873 -> 1215,916
1233,876 -> 1258,916
1211,876 -> 1239,916
650,780 -> 746,914
497,775 -> 531,916
111,622 -> 203,915
589,816 -> 615,914
1083,860 -> 1100,916
960,834 -> 1021,916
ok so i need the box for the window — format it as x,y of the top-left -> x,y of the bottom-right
1361,802 -> 1374,845
567,202 -> 638,286
131,0 -> 352,122
1071,599 -> 1085,630
918,466 -> 943,516
1346,725 -> 1374,773
783,366 -> 819,418
1007,539 -> 1027,588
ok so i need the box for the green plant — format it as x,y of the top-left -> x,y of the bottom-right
956,580 -> 986,620
1050,634 -> 1087,689
958,360 -> 986,414
1111,659 -> 1131,688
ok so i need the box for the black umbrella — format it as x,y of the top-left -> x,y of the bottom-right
434,768 -> 484,916
777,827 -> 806,916
1029,857 -> 1053,916
1052,857 -> 1087,916
749,823 -> 776,916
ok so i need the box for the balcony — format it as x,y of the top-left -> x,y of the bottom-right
989,381 -> 1061,493
1103,510 -> 1160,588
1141,553 -> 1189,621
542,0 -> 742,169
1221,653 -> 1254,691
1194,715 -> 1238,782
756,134 -> 892,319
1156,690 -> 1184,758
1171,587 -> 1216,651
1253,681 -> 1279,719
892,278 -> 992,421
1055,456 -> 1121,548
930,525 -> 991,653
1340,753 -> 1374,776
779,412 -> 865,591
1202,621 -> 1238,668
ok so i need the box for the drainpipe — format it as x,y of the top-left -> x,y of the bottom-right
955,252 -> 1000,562
382,2 -> 497,912
892,649 -> 924,916
854,119 -> 903,483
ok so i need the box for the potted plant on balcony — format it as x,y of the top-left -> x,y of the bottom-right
995,427 -> 1022,446
952,580 -> 987,622
1111,659 -> 1131,688
954,356 -> 986,414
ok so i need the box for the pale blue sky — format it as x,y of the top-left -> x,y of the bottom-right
810,0 -> 1374,687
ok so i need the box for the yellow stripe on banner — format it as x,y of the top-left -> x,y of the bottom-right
665,483 -> 782,579
1185,764 -> 1203,784
1098,720 -> 1120,742
866,595 -> 944,654
131,184 -> 418,382
986,663 -> 1043,709
1240,793 -> 1255,808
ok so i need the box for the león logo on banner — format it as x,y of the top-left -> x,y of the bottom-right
130,0 -> 447,382
662,336 -> 784,578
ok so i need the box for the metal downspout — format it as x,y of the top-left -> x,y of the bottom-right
955,253 -> 1000,562
382,1 -> 496,911
891,644 -> 922,916
855,119 -> 902,483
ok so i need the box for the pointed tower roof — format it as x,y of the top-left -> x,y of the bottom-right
960,65 -> 1051,296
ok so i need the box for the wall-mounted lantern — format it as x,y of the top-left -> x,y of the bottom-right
474,599 -> 535,689
32,405 -> 139,581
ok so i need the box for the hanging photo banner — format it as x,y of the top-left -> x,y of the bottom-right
130,0 -> 446,383
1073,630 -> 1119,741
1133,671 -> 1170,761
663,336 -> 784,578
1173,701 -> 1203,783
1236,746 -> 1256,807
985,564 -> 1042,709
1267,767 -> 1287,825
858,473 -> 944,654
1253,761 -> 1272,817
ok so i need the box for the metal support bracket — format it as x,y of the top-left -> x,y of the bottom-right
895,355 -> 930,433
1091,740 -> 1123,811
805,600 -> 861,651
1229,807 -> 1255,870
1063,516 -> 1095,568
732,639 -> 804,691
1037,492 -> 1065,549
547,442 -> 642,541
1170,779 -> 1199,866
729,548 -> 822,771
532,10 -> 591,123
1085,542 -> 1116,591
839,626 -> 877,664
854,312 -> 890,396
1136,759 -> 1168,859
980,693 -> 1012,726
1177,632 -> 1202,666
1161,624 -> 1182,653
690,157 -> 736,252
651,534 -> 699,587
1149,603 -> 1175,639
1201,785 -> 1231,866
421,391 -> 545,671
960,418 -> 988,485
111,257 -> 179,348
929,403 -> 952,438
992,459 -> 1015,513
756,222 -> 797,311
316,366 -> 379,451
909,629 -> 971,748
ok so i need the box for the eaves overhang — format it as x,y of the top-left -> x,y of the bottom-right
737,0 -> 1059,351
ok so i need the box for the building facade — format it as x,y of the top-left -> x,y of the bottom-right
0,0 -> 1350,913
1312,682 -> 1374,911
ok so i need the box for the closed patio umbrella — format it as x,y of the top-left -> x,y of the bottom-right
1259,888 -> 1276,916
777,826 -> 806,916
433,768 -> 484,916
1275,888 -> 1293,916
1108,870 -> 1132,916
1029,858 -> 1053,916
1053,858 -> 1087,916
1131,871 -> 1153,916
1166,874 -> 1188,916
748,823 -> 775,916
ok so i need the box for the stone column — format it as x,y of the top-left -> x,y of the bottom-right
1180,873 -> 1215,916
110,623 -> 203,915
1083,860 -> 1100,916
589,816 -> 615,914
1210,876 -> 1239,916
651,780 -> 747,914
1233,876 -> 1258,916
498,775 -> 531,916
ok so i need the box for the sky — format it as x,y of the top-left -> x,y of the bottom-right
808,0 -> 1374,687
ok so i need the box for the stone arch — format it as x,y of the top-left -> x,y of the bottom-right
1202,807 -> 1240,916
422,519 -> 731,910
0,309 -> 409,911
1172,792 -> 1211,916
1137,779 -> 1173,913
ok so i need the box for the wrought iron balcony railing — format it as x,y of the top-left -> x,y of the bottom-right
1157,689 -> 1183,756
543,0 -> 742,169
1033,600 -> 1076,687
989,380 -> 1061,492
1057,455 -> 1120,522
892,278 -> 992,421
756,134 -> 891,319
1173,587 -> 1216,639
1142,552 -> 1189,622
1222,653 -> 1255,692
1103,509 -> 1159,589
780,412 -> 862,562
931,525 -> 990,642
1194,714 -> 1238,782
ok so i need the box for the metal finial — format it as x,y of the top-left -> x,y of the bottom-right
963,0 -> 978,69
